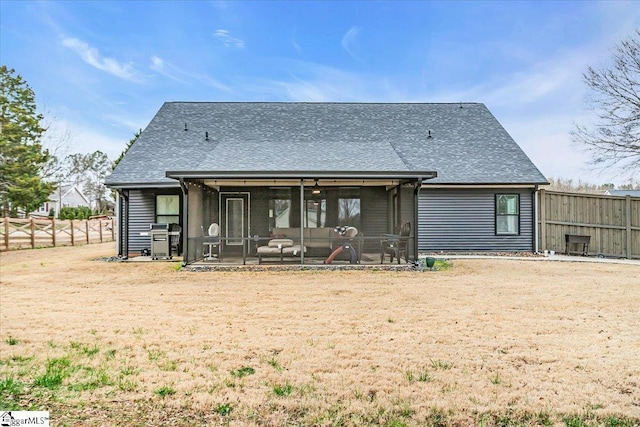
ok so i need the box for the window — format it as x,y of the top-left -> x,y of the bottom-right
269,199 -> 291,228
496,194 -> 519,235
269,189 -> 291,229
338,198 -> 360,229
156,195 -> 179,224
304,199 -> 326,228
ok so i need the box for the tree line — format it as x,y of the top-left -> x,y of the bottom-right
546,177 -> 639,194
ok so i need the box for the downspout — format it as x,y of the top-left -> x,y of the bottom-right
300,179 -> 305,264
116,190 -> 123,258
179,179 -> 189,267
118,189 -> 129,260
533,185 -> 539,254
413,179 -> 422,262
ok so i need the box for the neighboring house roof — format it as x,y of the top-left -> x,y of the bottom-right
106,102 -> 548,188
604,189 -> 640,197
29,185 -> 90,217
49,184 -> 91,205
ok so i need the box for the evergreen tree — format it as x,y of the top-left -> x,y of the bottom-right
0,66 -> 54,216
113,129 -> 141,167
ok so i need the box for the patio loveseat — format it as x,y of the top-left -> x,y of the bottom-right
270,227 -> 340,250
256,227 -> 341,263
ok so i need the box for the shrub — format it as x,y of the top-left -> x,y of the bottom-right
58,206 -> 92,220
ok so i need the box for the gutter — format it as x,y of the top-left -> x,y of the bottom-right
166,170 -> 437,181
423,183 -> 548,189
106,181 -> 181,190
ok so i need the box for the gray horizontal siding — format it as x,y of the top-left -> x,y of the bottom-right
127,189 -> 183,254
128,190 -> 155,253
418,188 -> 534,252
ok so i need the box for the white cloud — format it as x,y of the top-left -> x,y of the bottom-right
62,37 -> 141,82
292,39 -> 302,55
104,114 -> 144,132
150,55 -> 163,70
213,29 -> 245,48
264,61 -> 386,102
41,116 -> 128,160
149,55 -> 231,91
149,55 -> 188,85
341,26 -> 362,61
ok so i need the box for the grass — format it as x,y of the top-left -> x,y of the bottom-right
272,382 -> 293,397
147,349 -> 165,361
405,366 -> 431,383
5,336 -> 19,345
119,364 -> 140,376
230,366 -> 255,378
1,245 -> 639,426
415,258 -> 454,271
1,345 -> 639,426
153,385 -> 176,398
215,402 -> 233,416
490,372 -> 501,385
430,359 -> 453,370
34,357 -> 73,389
81,344 -> 100,357
0,376 -> 24,407
264,356 -> 284,372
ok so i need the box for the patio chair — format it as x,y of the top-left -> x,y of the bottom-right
380,222 -> 411,264
202,223 -> 220,261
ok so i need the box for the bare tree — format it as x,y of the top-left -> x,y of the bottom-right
338,198 -> 360,225
38,104 -> 77,182
59,151 -> 113,213
572,29 -> 640,177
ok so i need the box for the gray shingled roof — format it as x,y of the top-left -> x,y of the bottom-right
106,102 -> 548,187
605,189 -> 640,197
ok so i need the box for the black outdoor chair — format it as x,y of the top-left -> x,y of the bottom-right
380,222 -> 411,264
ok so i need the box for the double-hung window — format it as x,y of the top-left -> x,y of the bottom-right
156,195 -> 180,224
496,194 -> 519,235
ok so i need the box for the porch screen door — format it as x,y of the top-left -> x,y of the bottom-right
220,192 -> 250,255
226,198 -> 244,245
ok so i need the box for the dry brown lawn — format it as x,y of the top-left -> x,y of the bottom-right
0,243 -> 639,426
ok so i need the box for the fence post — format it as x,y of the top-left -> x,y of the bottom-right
99,220 -> 103,243
30,218 -> 35,249
3,217 -> 9,251
52,217 -> 56,247
626,196 -> 632,259
85,220 -> 90,244
111,218 -> 115,241
71,220 -> 75,246
539,189 -> 546,251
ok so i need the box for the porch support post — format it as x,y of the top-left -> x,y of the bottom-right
179,179 -> 189,267
413,179 -> 422,262
117,189 -> 129,259
300,179 -> 305,264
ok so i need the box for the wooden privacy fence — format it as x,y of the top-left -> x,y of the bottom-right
539,190 -> 640,259
0,217 -> 115,252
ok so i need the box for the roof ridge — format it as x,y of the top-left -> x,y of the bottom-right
165,101 -> 484,105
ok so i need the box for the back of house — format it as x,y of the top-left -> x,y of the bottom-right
106,102 -> 548,263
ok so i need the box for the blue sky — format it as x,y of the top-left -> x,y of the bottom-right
1,1 -> 639,185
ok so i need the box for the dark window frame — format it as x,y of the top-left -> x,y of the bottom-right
495,194 -> 520,236
155,194 -> 180,225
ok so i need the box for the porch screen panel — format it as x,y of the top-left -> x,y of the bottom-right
226,198 -> 244,245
